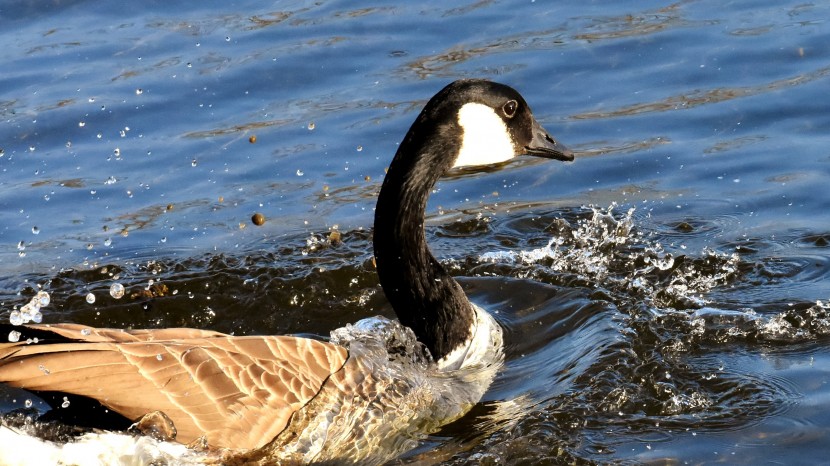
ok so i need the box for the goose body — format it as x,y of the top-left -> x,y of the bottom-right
0,79 -> 573,465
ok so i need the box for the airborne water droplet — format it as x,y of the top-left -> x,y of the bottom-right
110,283 -> 125,299
86,292 -> 96,304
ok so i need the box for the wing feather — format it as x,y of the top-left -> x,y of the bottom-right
0,324 -> 348,449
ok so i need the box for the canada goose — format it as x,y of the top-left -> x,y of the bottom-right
0,79 -> 573,465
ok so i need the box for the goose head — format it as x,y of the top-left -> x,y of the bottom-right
394,79 -> 573,175
451,80 -> 573,168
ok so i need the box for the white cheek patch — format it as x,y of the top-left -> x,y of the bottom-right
452,102 -> 516,169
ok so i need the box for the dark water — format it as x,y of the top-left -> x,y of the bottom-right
2,0 -> 830,464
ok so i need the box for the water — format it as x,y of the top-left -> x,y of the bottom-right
2,0 -> 830,463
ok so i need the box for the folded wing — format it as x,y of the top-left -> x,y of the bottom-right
0,324 -> 348,449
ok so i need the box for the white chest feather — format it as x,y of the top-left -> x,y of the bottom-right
436,305 -> 503,371
452,103 -> 515,169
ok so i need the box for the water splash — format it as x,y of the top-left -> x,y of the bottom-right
479,203 -> 739,309
7,291 -> 50,329
469,204 -> 811,446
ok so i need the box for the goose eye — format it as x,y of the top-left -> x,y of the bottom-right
502,100 -> 518,118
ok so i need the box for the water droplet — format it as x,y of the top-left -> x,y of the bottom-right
160,236 -> 167,243
113,148 -> 121,157
191,159 -> 198,167
61,397 -> 70,408
20,303 -> 36,322
79,121 -> 86,127
225,36 -> 231,42
36,291 -> 50,307
80,328 -> 91,336
32,312 -> 42,323
135,88 -> 143,95
296,169 -> 304,176
31,226 -> 40,235
356,145 -> 363,152
9,311 -> 22,326
97,133 -> 102,139
104,238 -> 112,247
86,293 -> 96,304
38,364 -> 49,375
17,241 -> 25,251
307,121 -> 315,130
104,176 -> 117,185
156,354 -> 163,361
24,399 -> 32,408
8,330 -> 20,342
110,283 -> 125,299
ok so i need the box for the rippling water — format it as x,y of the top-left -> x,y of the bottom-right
2,0 -> 830,464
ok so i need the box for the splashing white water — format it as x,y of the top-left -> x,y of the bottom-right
480,204 -> 739,307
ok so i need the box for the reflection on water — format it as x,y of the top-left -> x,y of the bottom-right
573,2 -> 692,42
571,65 -> 830,120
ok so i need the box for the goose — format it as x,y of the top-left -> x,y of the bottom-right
0,79 -> 573,465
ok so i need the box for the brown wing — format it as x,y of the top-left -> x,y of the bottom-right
0,324 -> 348,450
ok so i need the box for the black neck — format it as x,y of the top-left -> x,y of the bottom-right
373,114 -> 474,362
